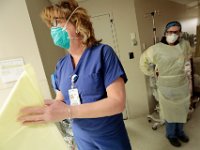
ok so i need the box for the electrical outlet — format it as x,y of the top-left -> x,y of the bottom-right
129,52 -> 134,59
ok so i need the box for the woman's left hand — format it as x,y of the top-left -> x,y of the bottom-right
18,100 -> 69,124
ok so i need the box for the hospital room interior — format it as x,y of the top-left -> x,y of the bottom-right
0,0 -> 200,149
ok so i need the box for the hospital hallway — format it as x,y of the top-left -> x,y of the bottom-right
125,102 -> 200,150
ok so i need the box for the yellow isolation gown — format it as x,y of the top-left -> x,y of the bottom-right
140,40 -> 192,123
0,65 -> 67,150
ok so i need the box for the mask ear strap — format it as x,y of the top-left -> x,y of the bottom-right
63,6 -> 80,30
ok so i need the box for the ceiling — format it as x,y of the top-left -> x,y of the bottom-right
169,0 -> 197,5
49,0 -> 87,4
49,0 -> 199,7
169,0 -> 199,7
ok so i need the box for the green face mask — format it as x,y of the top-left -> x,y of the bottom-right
50,6 -> 80,50
50,27 -> 70,49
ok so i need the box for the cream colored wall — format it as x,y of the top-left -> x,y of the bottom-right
25,0 -> 66,97
180,7 -> 199,34
134,0 -> 187,50
197,8 -> 200,57
135,0 -> 199,49
0,0 -> 51,103
197,4 -> 200,57
80,0 -> 149,118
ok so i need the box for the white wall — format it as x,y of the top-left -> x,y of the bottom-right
135,0 -> 199,49
25,0 -> 66,97
134,0 -> 188,49
80,0 -> 149,118
180,7 -> 199,34
0,0 -> 51,104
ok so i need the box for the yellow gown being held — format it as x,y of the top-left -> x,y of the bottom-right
0,65 -> 67,150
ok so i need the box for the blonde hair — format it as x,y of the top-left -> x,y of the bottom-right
41,0 -> 101,47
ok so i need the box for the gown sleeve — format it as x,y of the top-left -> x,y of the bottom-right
139,46 -> 155,76
185,40 -> 193,60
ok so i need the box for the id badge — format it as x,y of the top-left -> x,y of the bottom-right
68,88 -> 81,105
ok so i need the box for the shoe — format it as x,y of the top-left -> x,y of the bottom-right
178,135 -> 189,143
167,138 -> 181,147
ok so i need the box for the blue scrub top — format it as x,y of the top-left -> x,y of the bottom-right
54,44 -> 128,137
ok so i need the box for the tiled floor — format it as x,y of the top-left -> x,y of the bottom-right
125,104 -> 200,150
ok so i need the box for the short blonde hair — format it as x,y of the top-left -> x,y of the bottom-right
41,0 -> 101,47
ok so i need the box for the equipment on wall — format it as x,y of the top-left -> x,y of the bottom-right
145,10 -> 165,130
145,10 -> 159,44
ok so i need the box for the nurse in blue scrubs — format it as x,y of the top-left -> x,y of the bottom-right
18,0 -> 132,149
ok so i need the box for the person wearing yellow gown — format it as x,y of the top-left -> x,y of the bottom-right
140,21 -> 192,147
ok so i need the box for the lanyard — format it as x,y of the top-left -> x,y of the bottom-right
71,74 -> 78,89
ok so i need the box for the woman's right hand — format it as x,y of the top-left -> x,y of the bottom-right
18,100 -> 70,124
